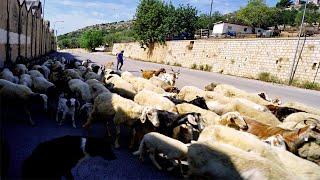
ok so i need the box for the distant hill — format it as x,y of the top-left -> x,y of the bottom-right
57,20 -> 135,49
58,20 -> 133,39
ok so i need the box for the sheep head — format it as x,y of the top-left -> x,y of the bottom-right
219,112 -> 248,131
140,107 -> 160,127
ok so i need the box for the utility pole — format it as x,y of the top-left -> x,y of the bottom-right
208,0 -> 214,37
288,0 -> 308,85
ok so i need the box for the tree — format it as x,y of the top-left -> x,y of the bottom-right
279,8 -> 298,27
276,0 -> 293,9
236,0 -> 277,28
133,0 -> 170,47
174,4 -> 198,37
197,12 -> 224,29
80,29 -> 104,51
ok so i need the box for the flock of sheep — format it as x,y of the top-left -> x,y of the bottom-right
0,55 -> 320,179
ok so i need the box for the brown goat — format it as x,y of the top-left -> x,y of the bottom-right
223,114 -> 320,154
141,68 -> 166,79
242,117 -> 320,154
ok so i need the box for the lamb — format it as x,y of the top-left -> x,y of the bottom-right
133,132 -> 188,174
282,101 -> 320,116
28,70 -> 44,79
0,68 -> 16,83
68,79 -> 92,103
56,97 -> 79,128
0,79 -> 47,126
141,68 -> 166,79
188,141 -> 294,179
104,75 -> 136,99
214,84 -> 271,106
176,103 -> 220,127
19,74 -> 32,88
13,64 -> 28,76
83,92 -> 159,148
134,90 -> 177,112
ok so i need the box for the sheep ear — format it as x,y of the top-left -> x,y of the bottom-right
187,115 -> 198,126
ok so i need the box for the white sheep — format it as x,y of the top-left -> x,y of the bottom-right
196,125 -> 320,179
83,92 -> 160,148
149,76 -> 170,89
214,84 -> 271,106
176,103 -> 220,127
278,112 -> 320,130
56,97 -> 78,128
262,135 -> 287,150
283,101 -> 320,116
0,79 -> 47,125
68,79 -> 92,103
188,141 -> 294,179
134,90 -> 177,112
121,72 -> 165,94
29,70 -> 44,79
40,65 -> 50,79
32,76 -> 55,94
105,75 -> 136,99
86,80 -> 110,100
0,68 -> 16,83
19,74 -> 32,88
13,64 -> 28,75
178,86 -> 231,103
133,132 -> 188,173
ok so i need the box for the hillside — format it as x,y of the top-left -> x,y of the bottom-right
57,20 -> 135,49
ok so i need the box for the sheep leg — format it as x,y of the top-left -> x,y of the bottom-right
24,107 -> 35,126
129,127 -> 135,149
60,112 -> 66,126
149,152 -> 162,170
115,125 -> 121,148
55,111 -> 60,123
72,114 -> 76,128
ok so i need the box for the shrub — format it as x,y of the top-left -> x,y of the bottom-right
191,64 -> 197,69
258,72 -> 280,83
173,62 -> 182,67
199,65 -> 204,70
203,64 -> 212,72
292,80 -> 320,91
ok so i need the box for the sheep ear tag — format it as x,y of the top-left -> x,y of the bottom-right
187,115 -> 198,126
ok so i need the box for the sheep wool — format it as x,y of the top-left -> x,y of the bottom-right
188,141 -> 294,180
176,103 -> 220,127
149,76 -> 170,89
105,76 -> 136,99
214,84 -> 271,106
134,90 -> 177,112
68,79 -> 92,103
32,77 -> 55,94
283,101 -> 320,116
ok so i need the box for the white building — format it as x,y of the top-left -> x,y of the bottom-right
212,22 -> 264,36
295,0 -> 320,5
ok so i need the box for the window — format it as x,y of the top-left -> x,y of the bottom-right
244,28 -> 248,32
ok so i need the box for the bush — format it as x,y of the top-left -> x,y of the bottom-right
199,65 -> 204,71
258,72 -> 280,83
292,80 -> 320,91
173,62 -> 182,67
203,64 -> 212,72
191,64 -> 197,69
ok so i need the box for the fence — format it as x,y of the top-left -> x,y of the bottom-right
0,0 -> 56,68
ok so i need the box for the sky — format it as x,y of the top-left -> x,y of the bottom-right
44,0 -> 278,35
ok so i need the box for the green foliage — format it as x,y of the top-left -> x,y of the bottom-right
279,9 -> 298,26
104,29 -> 136,46
191,64 -> 197,69
80,30 -> 104,51
197,12 -> 224,29
276,0 -> 293,8
173,62 -> 182,67
134,0 -> 198,48
237,0 -> 278,28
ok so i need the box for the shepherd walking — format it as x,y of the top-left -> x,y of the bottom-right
117,50 -> 125,71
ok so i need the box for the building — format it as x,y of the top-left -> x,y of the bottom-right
212,22 -> 264,36
295,0 -> 320,5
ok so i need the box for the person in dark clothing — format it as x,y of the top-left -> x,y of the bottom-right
116,50 -> 124,71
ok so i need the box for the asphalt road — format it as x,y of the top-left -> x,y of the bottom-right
63,50 -> 320,108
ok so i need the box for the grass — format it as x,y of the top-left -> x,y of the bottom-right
292,80 -> 320,91
203,64 -> 213,72
258,72 -> 281,83
191,64 -> 197,69
173,62 -> 182,67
